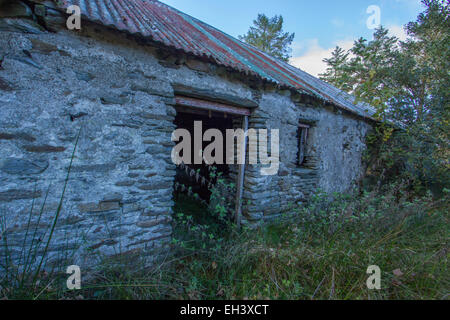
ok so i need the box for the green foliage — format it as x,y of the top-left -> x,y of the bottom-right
319,47 -> 352,92
171,165 -> 237,253
239,14 -> 295,62
4,187 -> 447,300
208,167 -> 236,223
151,187 -> 450,300
320,0 -> 450,194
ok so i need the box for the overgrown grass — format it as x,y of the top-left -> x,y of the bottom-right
164,187 -> 449,300
1,186 -> 448,300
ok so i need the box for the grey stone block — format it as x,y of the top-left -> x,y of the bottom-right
0,158 -> 49,175
0,189 -> 42,202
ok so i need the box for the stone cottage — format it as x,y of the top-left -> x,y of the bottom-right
0,0 -> 375,269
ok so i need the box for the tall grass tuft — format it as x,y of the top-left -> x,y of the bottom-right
0,128 -> 81,299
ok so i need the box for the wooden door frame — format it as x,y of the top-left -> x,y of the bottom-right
174,94 -> 252,227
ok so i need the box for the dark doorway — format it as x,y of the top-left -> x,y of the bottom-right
173,109 -> 236,202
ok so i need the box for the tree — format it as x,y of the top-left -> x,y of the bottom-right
401,0 -> 450,190
321,27 -> 401,116
319,46 -> 351,92
239,14 -> 295,62
320,0 -> 449,194
403,0 -> 449,123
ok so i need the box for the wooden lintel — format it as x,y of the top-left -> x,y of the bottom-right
175,96 -> 252,116
172,84 -> 259,109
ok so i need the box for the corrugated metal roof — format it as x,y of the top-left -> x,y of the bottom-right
40,0 -> 376,119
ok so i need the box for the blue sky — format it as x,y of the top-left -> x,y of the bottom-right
159,0 -> 424,76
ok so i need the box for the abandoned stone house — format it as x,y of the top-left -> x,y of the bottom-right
0,0 -> 376,269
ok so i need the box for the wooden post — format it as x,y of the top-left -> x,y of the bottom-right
235,115 -> 248,228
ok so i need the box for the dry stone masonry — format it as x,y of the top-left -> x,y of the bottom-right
0,0 -> 373,272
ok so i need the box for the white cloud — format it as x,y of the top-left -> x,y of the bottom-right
289,39 -> 354,77
387,24 -> 408,41
290,22 -> 410,77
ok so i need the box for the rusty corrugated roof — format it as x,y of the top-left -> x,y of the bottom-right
40,0 -> 376,119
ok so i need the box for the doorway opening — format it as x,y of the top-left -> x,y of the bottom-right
172,94 -> 252,228
173,108 -> 236,204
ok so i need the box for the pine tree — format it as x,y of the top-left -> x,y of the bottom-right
319,46 -> 351,92
239,14 -> 295,62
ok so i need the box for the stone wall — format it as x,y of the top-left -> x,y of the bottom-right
242,92 -> 372,226
0,14 -> 182,271
0,1 -> 372,271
